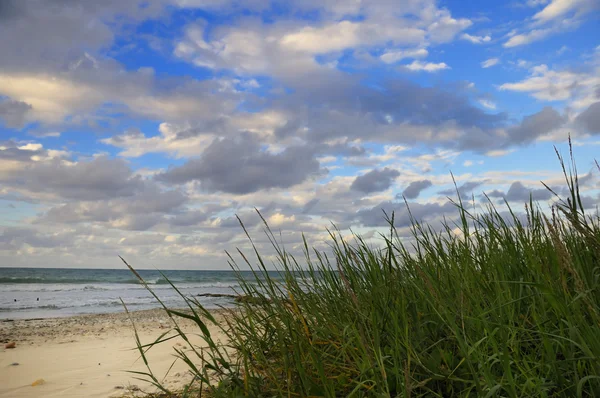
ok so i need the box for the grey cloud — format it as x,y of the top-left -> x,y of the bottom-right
0,98 -> 32,128
0,0 -> 166,72
170,210 -> 208,227
41,184 -> 188,227
350,168 -> 400,193
508,107 -> 566,145
301,198 -> 320,214
0,140 -> 46,162
355,200 -> 457,227
15,156 -> 145,201
486,181 -> 553,202
0,227 -> 72,249
438,181 -> 486,198
575,102 -> 600,133
402,180 -> 432,199
157,133 -> 323,194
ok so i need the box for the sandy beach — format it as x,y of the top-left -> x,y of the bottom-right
0,309 -> 228,398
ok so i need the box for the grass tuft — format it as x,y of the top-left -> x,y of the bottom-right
124,140 -> 600,397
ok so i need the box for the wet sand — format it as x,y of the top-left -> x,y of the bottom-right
0,309 -> 228,397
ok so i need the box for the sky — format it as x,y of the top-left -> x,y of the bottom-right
0,0 -> 599,269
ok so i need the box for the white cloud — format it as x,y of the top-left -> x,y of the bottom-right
481,58 -> 500,68
380,48 -> 428,64
426,9 -> 473,43
504,28 -> 552,47
503,0 -> 596,48
479,99 -> 497,110
280,21 -> 426,54
533,0 -> 593,23
461,33 -> 491,44
485,149 -> 515,157
404,60 -> 450,72
499,62 -> 600,108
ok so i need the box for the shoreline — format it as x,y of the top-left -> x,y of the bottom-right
0,308 -> 228,397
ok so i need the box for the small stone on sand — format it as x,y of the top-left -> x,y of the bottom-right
10,362 -> 19,366
31,379 -> 45,386
5,342 -> 16,349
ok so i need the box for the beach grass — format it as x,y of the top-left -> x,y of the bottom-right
124,140 -> 600,397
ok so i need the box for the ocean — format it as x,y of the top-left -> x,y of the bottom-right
0,267 -> 275,320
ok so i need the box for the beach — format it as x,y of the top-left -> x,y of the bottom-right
0,309 -> 227,398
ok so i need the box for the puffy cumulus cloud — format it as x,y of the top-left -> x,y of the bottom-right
403,61 -> 450,72
402,180 -> 433,199
350,168 -> 401,194
157,133 -> 323,194
173,1 -> 472,80
499,62 -> 600,109
461,33 -> 491,44
279,21 -> 426,54
425,8 -> 472,43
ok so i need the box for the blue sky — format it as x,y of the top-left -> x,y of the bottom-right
0,0 -> 599,269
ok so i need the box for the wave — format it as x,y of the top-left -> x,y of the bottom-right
0,277 -> 240,286
0,277 -> 142,284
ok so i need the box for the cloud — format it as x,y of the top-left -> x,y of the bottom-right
350,168 -> 400,194
157,133 -> 323,194
487,181 -> 553,202
481,58 -> 500,68
0,0 -> 166,72
503,0 -> 597,48
438,181 -> 487,198
380,48 -> 428,64
499,63 -> 600,108
504,29 -> 552,48
402,180 -> 433,199
575,101 -> 600,133
0,98 -> 32,128
507,107 -> 566,145
404,60 -> 450,72
355,200 -> 456,227
461,33 -> 491,44
426,9 -> 472,43
479,99 -> 497,110
279,21 -> 426,54
533,0 -> 596,23
4,156 -> 145,201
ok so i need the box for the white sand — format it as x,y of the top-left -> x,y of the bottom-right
0,309 -> 228,397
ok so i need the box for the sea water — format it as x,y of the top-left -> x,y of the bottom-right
0,268 -> 276,319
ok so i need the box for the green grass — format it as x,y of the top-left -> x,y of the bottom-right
123,141 -> 600,397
